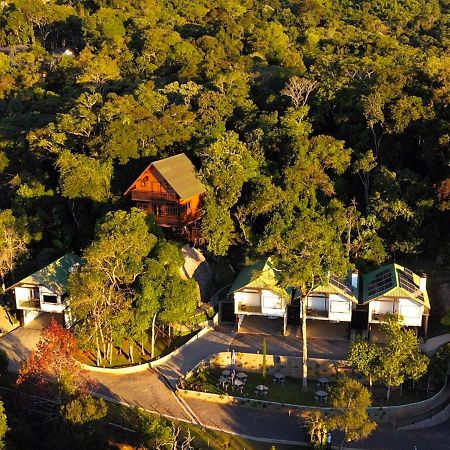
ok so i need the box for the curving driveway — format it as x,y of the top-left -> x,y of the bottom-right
2,324 -> 450,449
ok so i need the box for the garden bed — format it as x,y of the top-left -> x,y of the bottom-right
80,331 -> 197,368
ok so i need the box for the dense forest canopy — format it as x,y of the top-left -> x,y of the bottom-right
0,0 -> 449,275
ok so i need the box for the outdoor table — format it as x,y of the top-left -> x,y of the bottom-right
255,385 -> 268,396
273,373 -> 286,383
233,379 -> 243,387
318,377 -> 329,387
222,370 -> 231,377
236,372 -> 247,380
315,390 -> 328,404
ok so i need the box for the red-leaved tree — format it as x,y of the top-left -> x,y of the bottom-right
17,318 -> 90,403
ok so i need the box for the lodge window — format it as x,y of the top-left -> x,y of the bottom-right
179,202 -> 191,213
43,294 -> 58,304
141,176 -> 148,187
152,205 -> 162,216
166,204 -> 179,215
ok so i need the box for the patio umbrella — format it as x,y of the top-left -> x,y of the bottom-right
230,349 -> 236,381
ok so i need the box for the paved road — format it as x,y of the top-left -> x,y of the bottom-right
157,330 -> 350,387
0,323 -> 42,372
2,325 -> 449,449
422,334 -> 450,356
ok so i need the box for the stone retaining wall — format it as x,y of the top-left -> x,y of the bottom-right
187,351 -> 351,380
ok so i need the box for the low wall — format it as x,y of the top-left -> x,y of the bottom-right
81,325 -> 212,375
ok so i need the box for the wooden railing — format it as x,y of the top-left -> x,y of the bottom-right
155,209 -> 203,227
237,303 -> 262,314
131,190 -> 178,202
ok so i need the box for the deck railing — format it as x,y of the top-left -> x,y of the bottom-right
131,190 -> 178,202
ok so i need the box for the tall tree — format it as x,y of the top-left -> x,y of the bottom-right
328,378 -> 377,450
0,210 -> 28,291
375,315 -> 429,401
348,339 -> 381,389
69,209 -> 157,366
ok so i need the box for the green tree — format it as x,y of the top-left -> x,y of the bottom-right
199,131 -> 260,255
56,151 -> 112,203
328,378 -> 377,450
376,315 -> 429,401
0,401 -> 7,449
69,209 -> 157,366
306,410 -> 328,450
259,211 -> 350,390
0,210 -> 28,291
348,339 -> 381,389
61,395 -> 108,427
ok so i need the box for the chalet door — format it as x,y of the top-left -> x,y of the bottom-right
152,204 -> 161,216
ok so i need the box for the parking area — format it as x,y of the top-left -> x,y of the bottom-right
0,312 -> 63,372
287,319 -> 350,341
238,316 -> 284,335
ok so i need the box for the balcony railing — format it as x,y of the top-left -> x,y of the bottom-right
131,190 -> 178,203
18,298 -> 40,310
306,309 -> 329,319
236,303 -> 262,314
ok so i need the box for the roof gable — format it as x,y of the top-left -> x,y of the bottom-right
229,257 -> 291,298
312,273 -> 358,303
125,153 -> 206,200
10,253 -> 82,295
362,263 -> 430,309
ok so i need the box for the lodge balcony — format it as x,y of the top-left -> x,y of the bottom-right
17,298 -> 40,310
306,308 -> 329,319
149,209 -> 203,227
131,190 -> 178,203
236,303 -> 262,314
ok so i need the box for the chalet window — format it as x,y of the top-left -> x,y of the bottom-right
179,202 -> 191,213
141,176 -> 149,187
152,205 -> 162,216
43,294 -> 58,304
166,204 -> 179,215
32,287 -> 40,300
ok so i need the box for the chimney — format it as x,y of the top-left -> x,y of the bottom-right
351,269 -> 359,290
419,273 -> 427,292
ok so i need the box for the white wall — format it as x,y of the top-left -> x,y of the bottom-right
234,290 -> 262,314
369,299 -> 395,322
23,310 -> 41,326
41,302 -> 66,313
369,298 -> 423,327
398,298 -> 423,327
15,287 -> 31,308
261,290 -> 285,317
307,295 -> 328,311
328,294 -> 352,322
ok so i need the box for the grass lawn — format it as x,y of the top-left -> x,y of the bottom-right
80,330 -> 197,368
186,368 -> 319,406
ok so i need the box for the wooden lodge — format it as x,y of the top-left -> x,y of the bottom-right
124,153 -> 206,229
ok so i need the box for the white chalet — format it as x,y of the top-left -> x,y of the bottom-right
230,258 -> 291,334
10,253 -> 81,327
361,263 -> 430,336
299,272 -> 359,323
